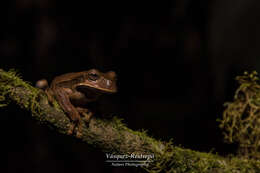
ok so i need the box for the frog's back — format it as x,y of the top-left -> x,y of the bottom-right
50,71 -> 87,89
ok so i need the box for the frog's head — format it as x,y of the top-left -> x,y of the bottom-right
75,69 -> 117,94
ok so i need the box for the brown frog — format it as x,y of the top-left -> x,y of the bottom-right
36,69 -> 117,137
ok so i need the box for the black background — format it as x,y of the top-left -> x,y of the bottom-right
2,0 -> 260,172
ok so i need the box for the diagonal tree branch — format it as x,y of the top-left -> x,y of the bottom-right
1,69 -> 260,173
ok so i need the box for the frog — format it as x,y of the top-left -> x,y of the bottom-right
36,69 -> 117,137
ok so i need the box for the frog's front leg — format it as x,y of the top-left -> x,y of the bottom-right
69,91 -> 93,123
53,87 -> 83,137
76,107 -> 93,123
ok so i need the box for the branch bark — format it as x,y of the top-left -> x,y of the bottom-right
1,69 -> 260,173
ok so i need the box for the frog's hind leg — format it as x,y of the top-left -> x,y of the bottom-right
36,79 -> 54,104
45,88 -> 56,105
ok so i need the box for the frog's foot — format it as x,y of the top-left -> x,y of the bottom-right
66,110 -> 83,137
67,119 -> 83,138
76,107 -> 93,123
68,108 -> 92,138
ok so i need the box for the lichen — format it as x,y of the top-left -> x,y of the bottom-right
219,71 -> 260,159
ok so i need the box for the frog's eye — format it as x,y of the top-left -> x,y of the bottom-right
88,72 -> 99,81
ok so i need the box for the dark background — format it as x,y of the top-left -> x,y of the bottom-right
2,0 -> 260,172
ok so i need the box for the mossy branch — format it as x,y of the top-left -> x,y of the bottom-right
1,69 -> 260,173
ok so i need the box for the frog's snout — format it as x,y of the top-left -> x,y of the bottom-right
36,79 -> 49,90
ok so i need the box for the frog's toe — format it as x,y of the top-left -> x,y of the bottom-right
67,123 -> 74,135
75,120 -> 84,138
76,131 -> 83,138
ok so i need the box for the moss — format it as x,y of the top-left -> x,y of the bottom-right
0,69 -> 40,112
219,71 -> 260,159
146,146 -> 260,173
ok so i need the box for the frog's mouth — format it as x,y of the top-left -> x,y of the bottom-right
75,85 -> 102,100
75,84 -> 116,94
